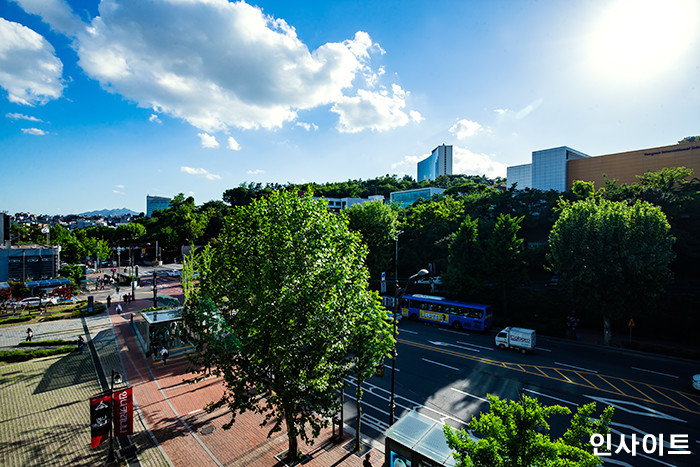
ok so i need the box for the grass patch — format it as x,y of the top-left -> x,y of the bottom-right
0,316 -> 33,325
0,346 -> 76,363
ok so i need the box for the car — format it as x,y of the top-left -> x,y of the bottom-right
18,297 -> 42,308
85,268 -> 96,274
693,374 -> 700,391
546,275 -> 559,287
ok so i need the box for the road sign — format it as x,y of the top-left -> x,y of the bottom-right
628,318 -> 635,328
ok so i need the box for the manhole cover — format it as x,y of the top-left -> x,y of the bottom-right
200,426 -> 215,435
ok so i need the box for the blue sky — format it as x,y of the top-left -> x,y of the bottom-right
1,0 -> 698,215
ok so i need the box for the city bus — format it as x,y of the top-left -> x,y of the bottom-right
400,294 -> 493,331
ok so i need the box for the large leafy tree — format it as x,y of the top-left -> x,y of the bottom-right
182,190 -> 383,462
443,215 -> 484,298
483,214 -> 526,318
444,394 -> 614,467
548,198 -> 675,344
345,199 -> 400,281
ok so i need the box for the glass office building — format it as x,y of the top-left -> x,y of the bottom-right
417,144 -> 453,181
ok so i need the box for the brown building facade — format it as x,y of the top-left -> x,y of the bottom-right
567,141 -> 700,190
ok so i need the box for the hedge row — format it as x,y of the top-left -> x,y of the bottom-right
0,316 -> 33,325
17,339 -> 77,347
0,346 -> 76,363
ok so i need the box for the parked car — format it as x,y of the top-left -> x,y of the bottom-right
693,374 -> 700,391
18,297 -> 42,308
545,275 -> 559,287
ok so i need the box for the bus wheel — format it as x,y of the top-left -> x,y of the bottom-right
520,348 -> 527,355
452,321 -> 462,331
499,344 -> 506,350
410,314 -> 419,321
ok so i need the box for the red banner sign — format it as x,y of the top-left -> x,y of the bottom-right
90,393 -> 112,449
113,387 -> 134,436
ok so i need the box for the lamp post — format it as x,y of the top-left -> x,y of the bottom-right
389,268 -> 428,425
107,369 -> 123,464
394,231 -> 403,281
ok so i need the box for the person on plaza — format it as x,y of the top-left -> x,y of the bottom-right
106,295 -> 111,309
77,336 -> 85,353
116,285 -> 120,294
363,453 -> 372,467
116,303 -> 122,314
160,347 -> 169,365
26,328 -> 33,342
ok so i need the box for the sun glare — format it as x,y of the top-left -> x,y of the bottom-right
589,0 -> 698,82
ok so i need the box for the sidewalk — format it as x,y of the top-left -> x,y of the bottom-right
95,279 -> 381,466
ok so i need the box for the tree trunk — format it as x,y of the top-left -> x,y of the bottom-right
354,379 -> 361,452
284,409 -> 299,462
602,315 -> 612,346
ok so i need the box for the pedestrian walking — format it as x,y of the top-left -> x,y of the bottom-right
26,328 -> 33,342
77,336 -> 85,353
116,303 -> 122,314
160,347 -> 169,365
106,295 -> 111,309
116,285 -> 120,294
363,453 -> 372,467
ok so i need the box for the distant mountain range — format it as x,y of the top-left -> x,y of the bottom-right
77,208 -> 140,217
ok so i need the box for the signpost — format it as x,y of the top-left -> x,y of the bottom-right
628,317 -> 635,344
90,370 -> 133,463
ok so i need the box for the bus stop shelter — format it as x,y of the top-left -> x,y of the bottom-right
384,410 -> 457,467
131,308 -> 192,360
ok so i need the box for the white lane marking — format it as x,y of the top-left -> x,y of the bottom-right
450,387 -> 488,403
456,341 -> 494,351
523,389 -> 577,406
537,347 -> 552,352
188,409 -> 202,415
399,329 -> 418,334
428,341 -> 480,352
422,358 -> 459,371
384,363 -> 399,371
554,361 -> 598,373
438,328 -> 470,336
585,395 -> 686,423
631,367 -> 679,379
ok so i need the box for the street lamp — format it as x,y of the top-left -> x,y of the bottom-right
394,231 -> 403,281
107,369 -> 123,464
389,268 -> 428,425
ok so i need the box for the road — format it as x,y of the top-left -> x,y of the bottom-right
342,319 -> 700,467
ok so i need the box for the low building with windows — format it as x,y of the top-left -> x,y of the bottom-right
312,195 -> 385,212
146,195 -> 172,217
390,187 -> 446,208
0,244 -> 60,282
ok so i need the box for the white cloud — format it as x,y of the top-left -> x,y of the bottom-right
247,169 -> 265,175
409,110 -> 424,123
296,122 -> 319,131
115,184 -> 125,189
391,154 -> 424,170
453,146 -> 507,178
21,128 -> 47,135
198,132 -> 219,148
11,0 -> 85,37
227,136 -> 241,151
13,0 -> 416,133
149,114 -> 161,124
0,18 -> 64,105
494,108 -> 509,115
113,190 -> 125,195
332,84 -> 415,133
6,113 -> 42,122
449,119 -> 483,139
180,166 -> 221,180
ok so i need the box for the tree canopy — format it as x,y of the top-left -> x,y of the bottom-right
181,190 -> 387,462
444,394 -> 614,467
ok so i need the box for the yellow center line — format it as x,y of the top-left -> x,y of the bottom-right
397,338 -> 700,415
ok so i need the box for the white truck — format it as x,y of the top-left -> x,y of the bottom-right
495,327 -> 536,354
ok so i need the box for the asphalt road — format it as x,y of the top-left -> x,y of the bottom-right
343,319 -> 700,467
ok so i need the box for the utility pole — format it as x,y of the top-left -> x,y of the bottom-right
152,271 -> 157,308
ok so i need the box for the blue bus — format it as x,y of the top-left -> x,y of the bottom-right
400,294 -> 493,331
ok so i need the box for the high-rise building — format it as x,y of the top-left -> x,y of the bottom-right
417,144 -> 453,181
146,195 -> 172,217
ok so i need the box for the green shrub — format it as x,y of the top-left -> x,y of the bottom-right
135,306 -> 169,314
0,346 -> 76,362
0,316 -> 33,325
17,339 -> 76,347
41,314 -> 67,322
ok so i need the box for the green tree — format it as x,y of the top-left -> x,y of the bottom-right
443,215 -> 484,299
444,394 -> 614,467
548,198 -> 675,344
181,190 -> 382,463
345,200 -> 400,281
114,223 -> 146,245
483,214 -> 526,318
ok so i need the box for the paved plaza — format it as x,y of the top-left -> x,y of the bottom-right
0,276 -> 379,466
